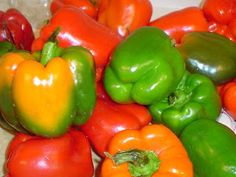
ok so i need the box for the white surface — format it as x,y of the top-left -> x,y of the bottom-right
0,0 -> 236,177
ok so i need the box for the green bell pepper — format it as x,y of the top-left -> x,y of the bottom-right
149,71 -> 221,136
104,27 -> 185,105
180,119 -> 236,177
177,31 -> 236,85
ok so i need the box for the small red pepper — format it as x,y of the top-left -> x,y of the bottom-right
149,7 -> 209,43
32,6 -> 122,81
79,82 -> 152,157
0,8 -> 34,51
4,128 -> 94,177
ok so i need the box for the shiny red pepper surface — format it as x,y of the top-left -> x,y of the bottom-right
5,129 -> 94,177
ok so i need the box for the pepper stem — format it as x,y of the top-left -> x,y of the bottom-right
105,149 -> 160,177
40,27 -> 62,65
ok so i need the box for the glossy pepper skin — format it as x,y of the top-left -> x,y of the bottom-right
177,31 -> 236,85
218,79 -> 236,120
149,7 -> 209,43
0,41 -> 96,137
100,124 -> 193,177
32,6 -> 122,81
97,0 -> 152,37
4,129 -> 94,177
0,51 -> 35,132
104,26 -> 185,105
50,0 -> 98,18
202,0 -> 236,25
149,71 -> 222,136
0,8 -> 34,51
180,119 -> 236,177
80,82 -> 151,157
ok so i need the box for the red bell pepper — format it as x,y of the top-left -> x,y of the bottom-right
50,0 -> 98,18
208,21 -> 236,42
229,19 -> 236,39
4,128 -> 94,177
202,0 -> 236,42
149,7 -> 209,43
202,0 -> 236,25
0,8 -> 34,51
97,0 -> 153,37
218,79 -> 236,120
79,82 -> 152,157
31,6 -> 122,81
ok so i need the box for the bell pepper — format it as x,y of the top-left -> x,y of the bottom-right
149,7 -> 209,43
177,31 -> 236,85
32,6 -> 122,81
180,119 -> 236,177
4,128 -> 94,177
202,0 -> 236,25
0,8 -> 34,51
97,0 -> 152,37
0,40 -> 96,137
103,26 -> 185,105
149,71 -> 222,136
50,0 -> 98,18
218,79 -> 236,120
100,124 -> 193,177
80,82 -> 151,157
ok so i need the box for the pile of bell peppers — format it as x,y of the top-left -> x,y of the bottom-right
0,0 -> 236,177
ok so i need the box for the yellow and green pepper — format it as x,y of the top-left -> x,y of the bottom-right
0,41 -> 96,137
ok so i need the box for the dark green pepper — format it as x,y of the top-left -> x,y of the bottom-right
177,31 -> 236,85
149,71 -> 222,135
180,119 -> 236,177
104,27 -> 185,105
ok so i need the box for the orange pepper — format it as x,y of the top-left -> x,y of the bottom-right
97,0 -> 153,37
100,124 -> 193,177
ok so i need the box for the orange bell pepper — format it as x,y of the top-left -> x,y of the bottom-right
100,124 -> 193,177
97,0 -> 153,37
50,0 -> 98,18
149,7 -> 209,43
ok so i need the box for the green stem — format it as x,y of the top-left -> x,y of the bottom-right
40,27 -> 62,65
40,41 -> 62,66
105,149 -> 160,177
